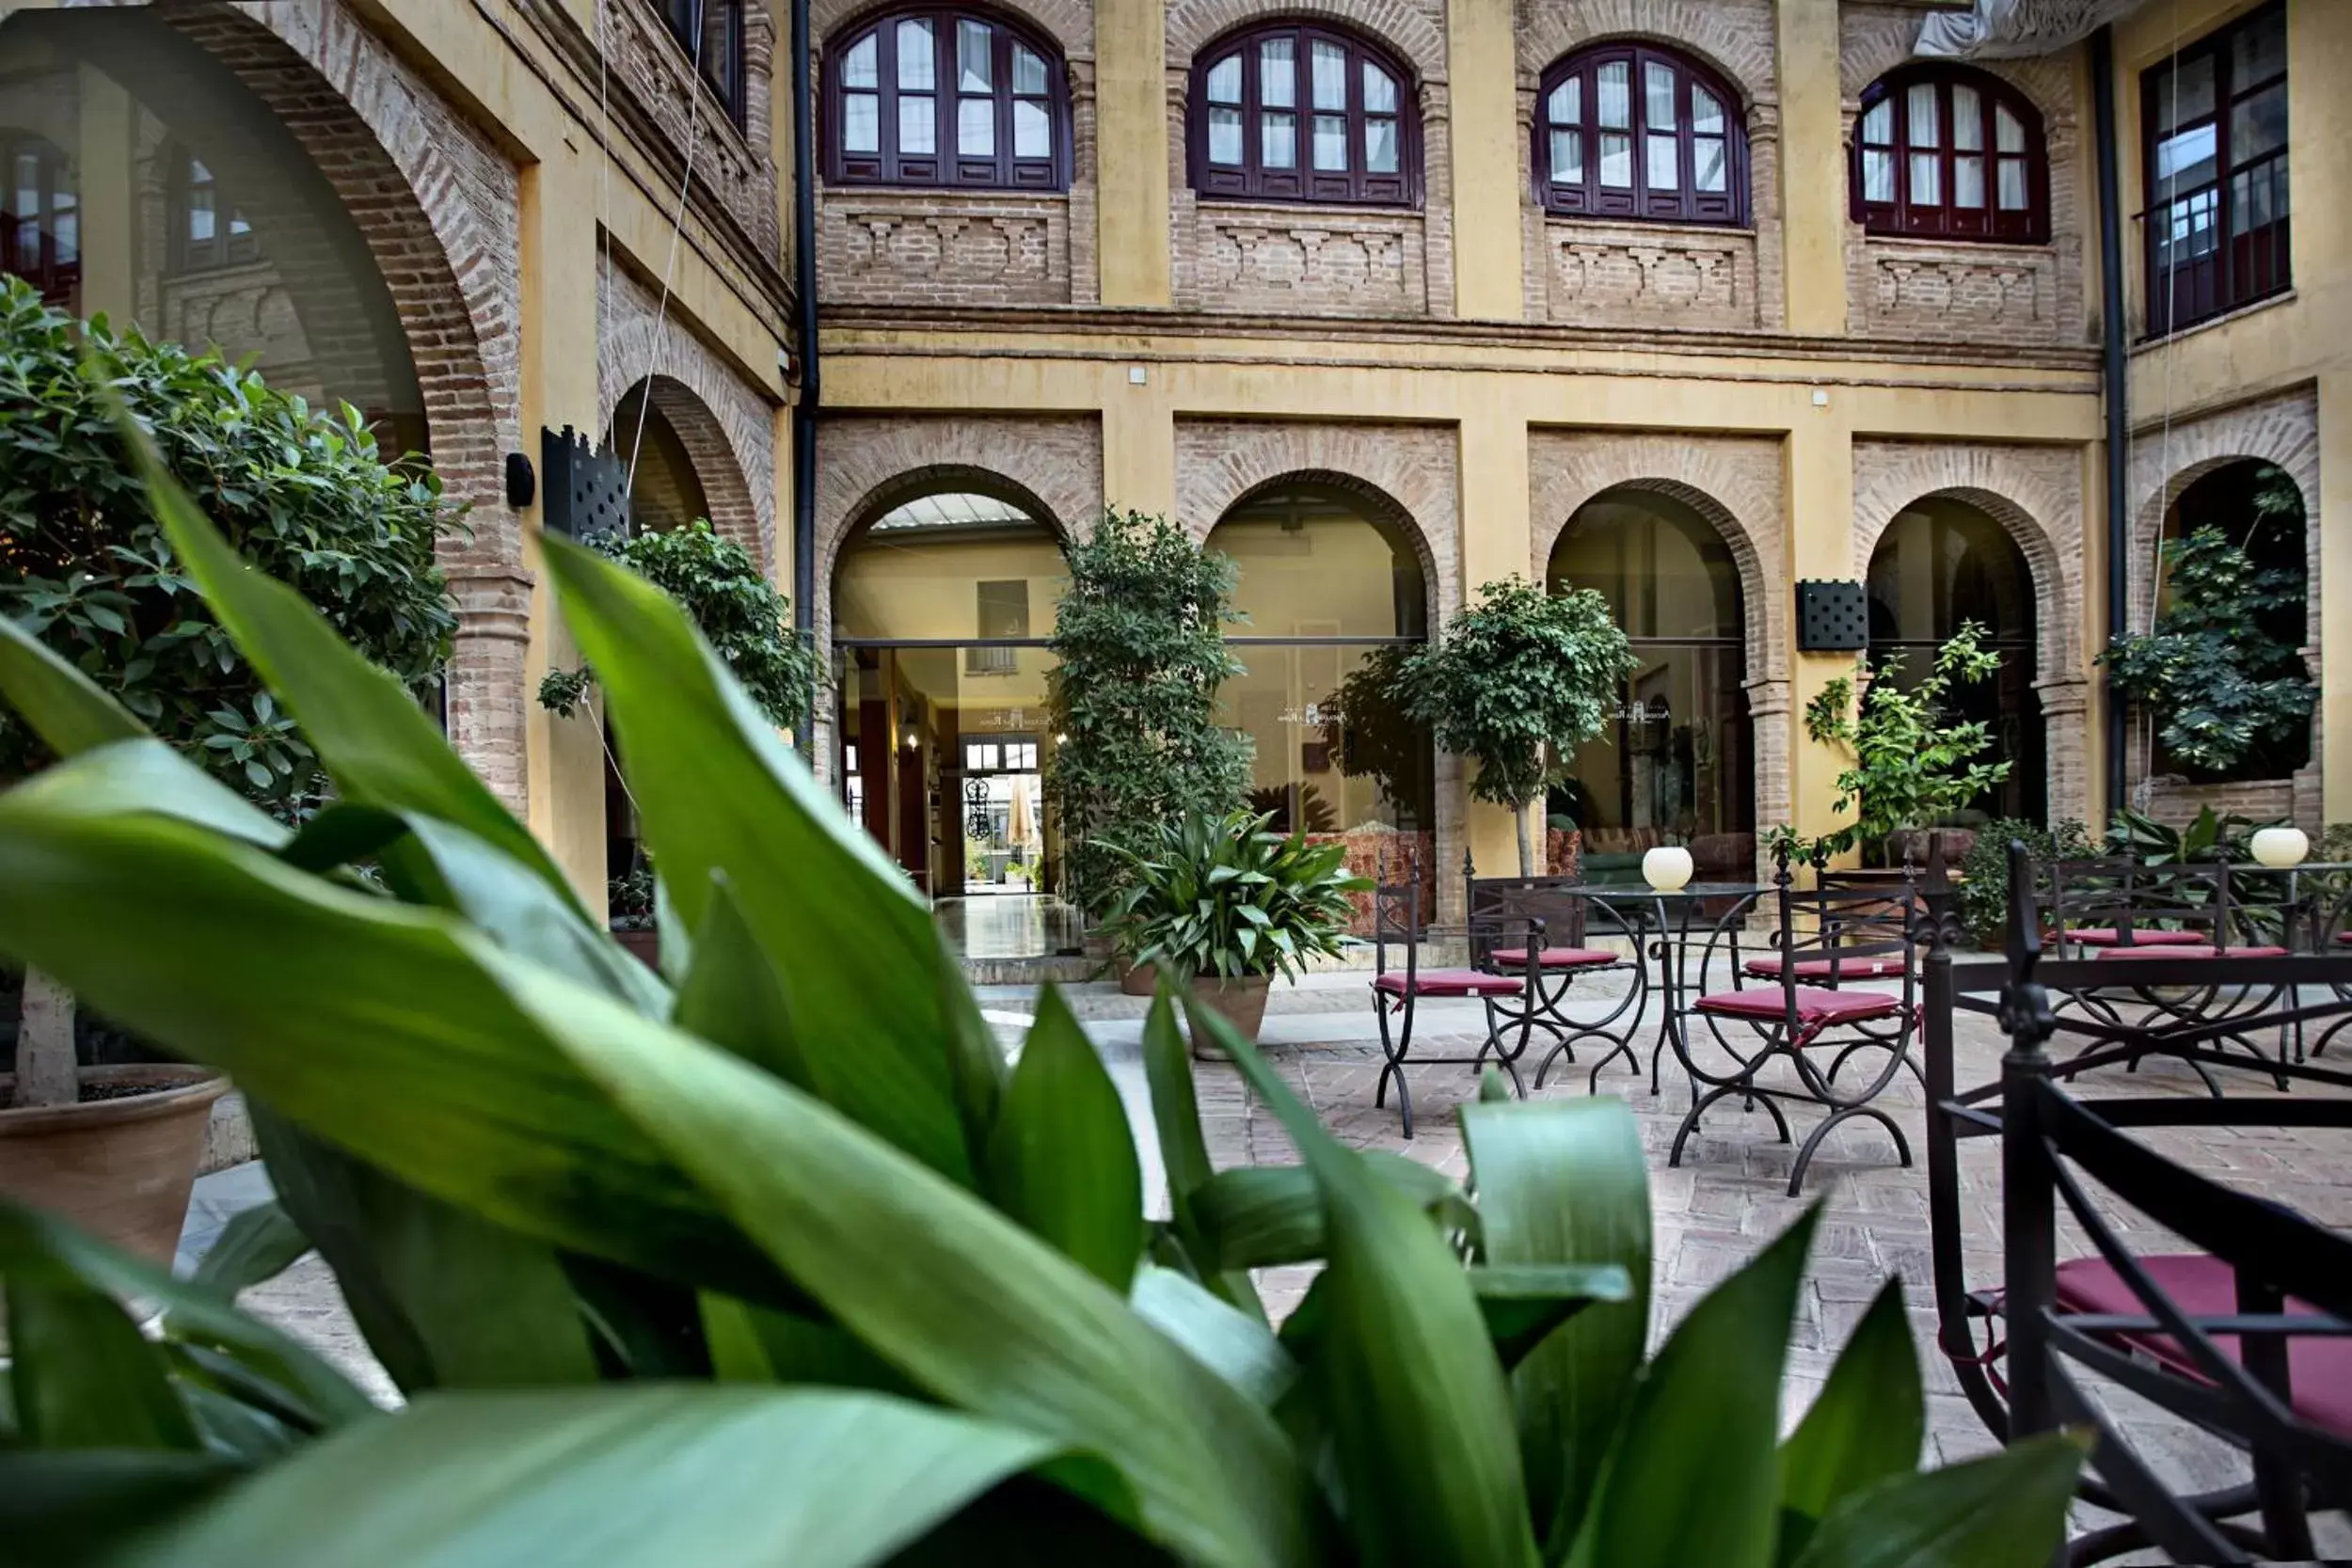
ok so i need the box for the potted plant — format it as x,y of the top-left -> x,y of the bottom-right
539,517 -> 815,946
0,483 -> 2088,1561
1098,808 -> 1368,1050
1399,576 -> 1636,876
1045,509 -> 1249,927
1803,621 -> 2011,869
0,280 -> 456,1259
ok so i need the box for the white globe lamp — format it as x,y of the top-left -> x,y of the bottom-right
2250,826 -> 2310,868
1643,845 -> 1695,892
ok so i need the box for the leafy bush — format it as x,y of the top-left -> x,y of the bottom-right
1957,817 -> 2093,947
2105,803 -> 2273,865
0,277 -> 457,817
2103,508 -> 2313,779
538,519 -> 811,732
1804,622 -> 2010,859
1399,576 -> 1634,876
1046,509 -> 1249,915
0,448 -> 2088,1564
1098,809 -> 1368,981
606,863 -> 657,931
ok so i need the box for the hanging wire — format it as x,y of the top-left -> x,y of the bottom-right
623,4 -> 710,504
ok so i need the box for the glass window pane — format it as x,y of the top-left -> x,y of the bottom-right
1597,61 -> 1629,128
1206,53 -> 1241,104
1013,99 -> 1049,158
1645,132 -> 1677,190
1692,85 -> 1724,135
1312,113 -> 1348,170
1362,62 -> 1397,115
1953,84 -> 1982,150
844,90 -> 879,151
1997,154 -> 2028,211
188,186 -> 216,243
1910,150 -> 1940,205
958,20 -> 992,92
2233,7 -> 2286,86
2156,53 -> 2214,127
1549,128 -> 1582,182
1645,61 -> 1677,129
1862,98 -> 1893,145
2154,121 -> 2217,195
1863,147 -> 1895,202
1013,43 -> 1047,96
898,94 -> 935,153
1263,110 -> 1295,168
1366,115 -> 1398,173
2232,82 -> 2287,163
842,33 -> 878,89
1599,131 -> 1632,187
1208,104 -> 1242,164
959,97 -> 993,154
1907,82 -> 1940,147
1311,40 -> 1346,110
1261,37 -> 1295,107
897,20 -> 934,89
1954,152 -> 1983,208
1694,135 -> 1726,193
1549,77 -> 1581,127
53,193 -> 75,263
1995,103 -> 2025,153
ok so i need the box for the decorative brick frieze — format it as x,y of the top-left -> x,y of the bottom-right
1540,218 -> 1758,331
1854,240 -> 2059,343
821,193 -> 1072,308
607,0 -> 780,261
1189,202 -> 1425,315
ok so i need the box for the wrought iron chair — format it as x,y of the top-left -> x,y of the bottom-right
1367,868 -> 1544,1139
1462,858 -> 1642,1094
1663,850 -> 1922,1196
1923,843 -> 2352,1564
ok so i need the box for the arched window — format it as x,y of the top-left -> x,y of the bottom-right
660,0 -> 748,127
1,132 -> 78,308
1853,65 -> 2047,243
825,9 -> 1068,190
171,152 -> 261,274
1188,23 -> 1417,206
1535,43 -> 1745,226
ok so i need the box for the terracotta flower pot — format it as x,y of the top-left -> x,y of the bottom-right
1187,974 -> 1271,1059
612,927 -> 660,970
0,1065 -> 229,1264
1117,957 -> 1158,996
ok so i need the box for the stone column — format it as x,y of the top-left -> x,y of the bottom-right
1772,0 -> 1847,337
1093,0 -> 1169,307
1441,0 -> 1514,320
2034,674 -> 2090,828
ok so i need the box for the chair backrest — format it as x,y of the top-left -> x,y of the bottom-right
2046,853 -> 2237,949
1371,849 -> 1422,985
1464,867 -> 1588,969
1748,859 -> 1921,1032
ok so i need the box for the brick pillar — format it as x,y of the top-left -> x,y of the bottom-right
443,560 -> 534,813
2035,675 -> 2090,828
740,1 -> 780,257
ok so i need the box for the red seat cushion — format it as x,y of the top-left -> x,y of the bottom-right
2053,1255 -> 2352,1436
1741,953 -> 1908,981
1692,985 -> 1901,1029
2065,927 -> 2207,947
1490,946 -> 1617,970
2094,944 -> 2288,960
1373,968 -> 1525,999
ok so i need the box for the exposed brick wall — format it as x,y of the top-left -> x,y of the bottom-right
167,0 -> 531,812
597,264 -> 777,566
1532,216 -> 1760,331
1838,6 -> 2088,348
2122,387 -> 2324,825
1851,440 -> 2090,825
609,0 -> 781,262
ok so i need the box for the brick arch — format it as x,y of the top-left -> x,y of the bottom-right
158,0 -> 528,808
1514,0 -> 1776,106
598,267 -> 777,568
2126,389 -> 2321,641
1202,468 -> 1444,639
1167,0 -> 1448,84
814,0 -> 1093,61
1837,8 -> 2070,123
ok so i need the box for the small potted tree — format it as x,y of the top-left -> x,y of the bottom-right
1399,576 -> 1635,877
0,279 -> 457,1259
1803,621 -> 2011,868
539,517 -> 815,958
1097,808 -> 1368,1055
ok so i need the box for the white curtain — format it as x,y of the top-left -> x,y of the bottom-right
1914,0 -> 2148,59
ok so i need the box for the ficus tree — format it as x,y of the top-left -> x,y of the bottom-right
1046,508 -> 1249,916
1399,576 -> 1636,877
0,278 -> 456,1108
1803,621 -> 2010,860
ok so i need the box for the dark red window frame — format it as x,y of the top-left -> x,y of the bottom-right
1534,41 -> 1746,227
2141,0 -> 2289,337
1187,21 -> 1419,208
824,8 -> 1070,191
660,0 -> 749,131
1,132 -> 77,309
1852,64 -> 2049,244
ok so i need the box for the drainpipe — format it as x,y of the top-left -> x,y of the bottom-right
2092,24 -> 2129,825
790,0 -> 820,757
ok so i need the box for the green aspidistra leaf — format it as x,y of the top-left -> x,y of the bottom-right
1777,1279 -> 1923,1551
985,987 -> 1144,1290
1788,1432 -> 2086,1568
0,611 -> 148,756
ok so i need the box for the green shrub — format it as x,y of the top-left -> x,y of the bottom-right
1957,817 -> 2093,947
1046,509 -> 1249,916
1803,623 -> 2010,860
0,277 -> 456,818
1098,808 -> 1368,980
0,440 -> 2086,1565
